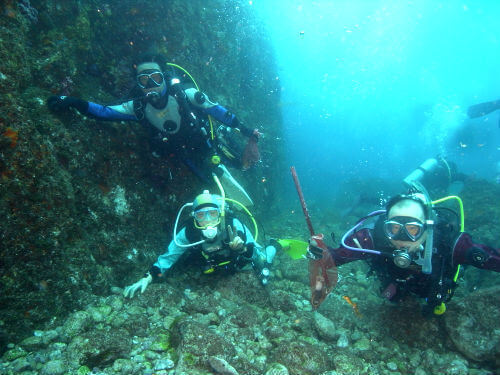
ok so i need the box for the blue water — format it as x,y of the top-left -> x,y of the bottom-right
253,0 -> 500,198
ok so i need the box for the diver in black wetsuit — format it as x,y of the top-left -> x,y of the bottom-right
308,162 -> 500,315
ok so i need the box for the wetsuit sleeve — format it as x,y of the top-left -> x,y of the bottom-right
151,228 -> 190,279
328,228 -> 376,265
452,232 -> 500,272
86,100 -> 137,121
184,88 -> 252,135
232,218 -> 258,258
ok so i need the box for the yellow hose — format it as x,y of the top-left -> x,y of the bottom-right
431,196 -> 464,232
167,62 -> 214,140
225,198 -> 259,242
431,195 -> 464,282
213,174 -> 226,228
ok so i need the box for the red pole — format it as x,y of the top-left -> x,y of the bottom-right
290,166 -> 338,309
290,166 -> 315,236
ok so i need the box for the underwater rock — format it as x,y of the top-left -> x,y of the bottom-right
313,311 -> 336,341
269,289 -> 299,312
445,359 -> 469,375
41,359 -> 67,375
209,356 -> 239,375
268,339 -> 334,375
61,311 -> 92,339
353,337 -> 372,352
386,361 -> 398,371
171,318 -> 236,368
17,0 -> 39,24
1,347 -> 27,362
445,286 -> 500,363
265,363 -> 289,375
155,358 -> 175,370
19,335 -> 43,352
111,359 -> 135,373
66,328 -> 131,369
336,331 -> 349,348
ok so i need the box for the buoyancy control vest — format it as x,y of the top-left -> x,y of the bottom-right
184,217 -> 251,273
370,208 -> 460,306
133,87 -> 208,137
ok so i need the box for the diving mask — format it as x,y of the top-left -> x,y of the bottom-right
137,70 -> 164,89
194,207 -> 220,222
384,216 -> 425,242
195,207 -> 220,240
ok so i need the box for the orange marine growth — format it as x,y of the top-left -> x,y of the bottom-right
3,127 -> 18,148
342,295 -> 362,317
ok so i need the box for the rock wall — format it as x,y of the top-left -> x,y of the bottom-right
0,0 -> 283,348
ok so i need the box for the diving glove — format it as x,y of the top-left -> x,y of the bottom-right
47,96 -> 89,114
233,118 -> 260,140
307,239 -> 323,260
123,273 -> 152,298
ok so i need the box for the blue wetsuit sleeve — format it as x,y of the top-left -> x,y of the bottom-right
153,228 -> 190,273
206,105 -> 252,136
87,101 -> 137,121
205,105 -> 236,126
184,88 -> 252,135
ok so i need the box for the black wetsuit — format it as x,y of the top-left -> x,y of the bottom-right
329,209 -> 500,312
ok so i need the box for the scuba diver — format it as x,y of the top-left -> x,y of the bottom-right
307,159 -> 500,315
123,189 -> 277,298
402,156 -> 467,195
46,53 -> 260,196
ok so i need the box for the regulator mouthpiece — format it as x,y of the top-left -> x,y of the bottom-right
393,248 -> 412,268
201,226 -> 218,240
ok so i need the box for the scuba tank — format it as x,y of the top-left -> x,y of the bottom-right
403,158 -> 440,187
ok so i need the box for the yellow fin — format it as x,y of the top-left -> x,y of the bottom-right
278,239 -> 308,260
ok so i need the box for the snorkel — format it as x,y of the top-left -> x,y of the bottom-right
421,192 -> 435,274
404,182 -> 434,274
401,157 -> 455,273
